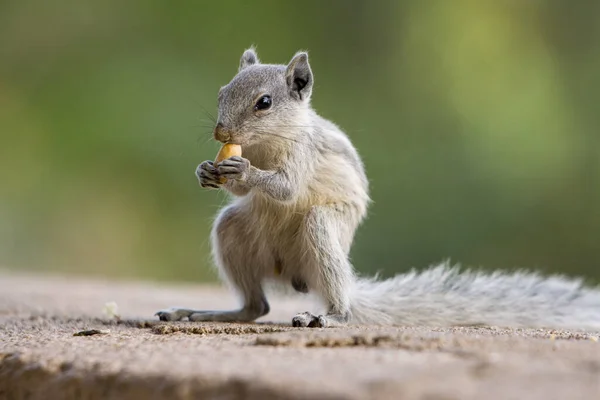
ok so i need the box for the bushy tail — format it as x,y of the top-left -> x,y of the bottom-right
349,262 -> 600,331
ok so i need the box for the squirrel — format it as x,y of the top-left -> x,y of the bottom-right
156,48 -> 600,331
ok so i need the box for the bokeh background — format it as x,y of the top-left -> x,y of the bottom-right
1,1 -> 599,283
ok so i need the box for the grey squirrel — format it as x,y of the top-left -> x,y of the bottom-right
156,48 -> 600,331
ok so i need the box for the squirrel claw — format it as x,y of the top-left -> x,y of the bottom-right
155,308 -> 191,321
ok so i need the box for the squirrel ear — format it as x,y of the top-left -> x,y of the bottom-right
239,47 -> 260,71
285,51 -> 313,101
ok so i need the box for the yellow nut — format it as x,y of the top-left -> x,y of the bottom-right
215,143 -> 242,183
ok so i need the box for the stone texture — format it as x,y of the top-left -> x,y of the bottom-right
1,270 -> 599,400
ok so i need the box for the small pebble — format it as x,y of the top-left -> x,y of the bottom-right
73,329 -> 110,337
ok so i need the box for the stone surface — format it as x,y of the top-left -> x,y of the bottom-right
1,270 -> 599,400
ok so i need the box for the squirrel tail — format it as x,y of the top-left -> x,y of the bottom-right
348,261 -> 600,331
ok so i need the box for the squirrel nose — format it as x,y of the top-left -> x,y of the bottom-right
213,123 -> 231,143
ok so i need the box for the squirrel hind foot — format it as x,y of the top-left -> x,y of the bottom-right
291,311 -> 349,328
292,312 -> 326,328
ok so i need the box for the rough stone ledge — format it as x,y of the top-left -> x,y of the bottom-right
1,270 -> 600,400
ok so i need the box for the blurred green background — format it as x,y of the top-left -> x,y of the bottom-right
1,1 -> 599,283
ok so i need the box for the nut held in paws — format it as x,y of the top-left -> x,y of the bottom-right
215,143 -> 242,183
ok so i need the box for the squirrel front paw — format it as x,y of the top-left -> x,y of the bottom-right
196,160 -> 222,189
216,156 -> 250,181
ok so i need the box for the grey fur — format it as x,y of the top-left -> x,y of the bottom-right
239,46 -> 259,72
285,52 -> 313,100
156,48 -> 600,331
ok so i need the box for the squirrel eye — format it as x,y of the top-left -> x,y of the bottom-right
254,95 -> 272,111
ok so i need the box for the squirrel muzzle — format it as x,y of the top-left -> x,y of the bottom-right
213,122 -> 231,143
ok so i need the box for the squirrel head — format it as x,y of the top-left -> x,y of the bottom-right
213,47 -> 314,145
